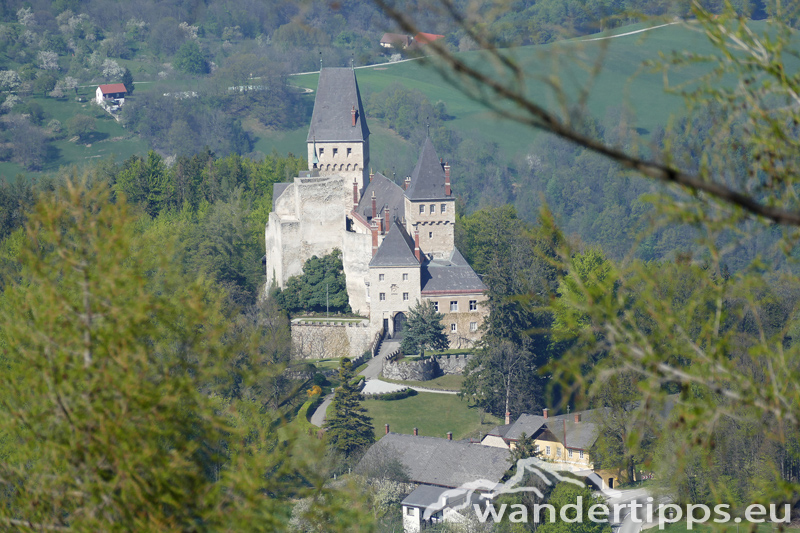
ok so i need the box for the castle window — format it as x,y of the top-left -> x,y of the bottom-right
470,322 -> 477,332
354,164 -> 359,170
429,232 -> 432,238
433,301 -> 439,311
450,301 -> 458,312
429,204 -> 435,214
379,274 -> 384,281
451,323 -> 457,332
403,273 -> 408,281
469,300 -> 477,311
347,147 -> 352,156
319,148 -> 324,155
441,203 -> 447,213
379,293 -> 386,301
346,164 -> 351,171
419,205 -> 425,214
333,148 -> 338,156
403,292 -> 409,301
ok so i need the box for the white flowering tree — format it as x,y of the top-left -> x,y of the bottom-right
102,59 -> 124,79
0,71 -> 21,92
38,51 -> 59,71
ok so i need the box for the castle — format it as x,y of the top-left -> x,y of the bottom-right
265,68 -> 487,347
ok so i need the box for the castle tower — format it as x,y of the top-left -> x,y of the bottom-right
404,138 -> 455,259
307,68 -> 370,195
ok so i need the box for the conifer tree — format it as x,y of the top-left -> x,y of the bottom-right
121,66 -> 134,95
400,300 -> 449,356
325,358 -> 374,456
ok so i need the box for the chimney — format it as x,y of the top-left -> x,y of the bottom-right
543,408 -> 548,419
414,229 -> 421,262
413,427 -> 418,436
352,179 -> 358,210
444,163 -> 451,196
371,220 -> 379,256
351,105 -> 357,127
370,168 -> 374,182
385,205 -> 391,232
574,413 -> 581,423
371,191 -> 377,220
505,411 -> 511,425
447,431 -> 452,441
385,424 -> 390,435
377,216 -> 384,236
404,176 -> 411,190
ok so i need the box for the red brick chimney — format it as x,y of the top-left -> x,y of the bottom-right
444,163 -> 451,196
447,431 -> 452,441
543,408 -> 548,419
371,220 -> 379,256
414,228 -> 420,262
385,424 -> 390,435
574,413 -> 581,423
385,206 -> 391,232
352,179 -> 358,210
352,105 -> 356,127
413,427 -> 418,436
505,411 -> 511,425
404,176 -> 411,190
371,191 -> 377,220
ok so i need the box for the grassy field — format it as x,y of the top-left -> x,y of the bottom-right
381,374 -> 465,391
362,391 -> 501,441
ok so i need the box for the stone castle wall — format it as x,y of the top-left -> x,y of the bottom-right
381,354 -> 472,381
434,353 -> 471,375
291,320 -> 372,360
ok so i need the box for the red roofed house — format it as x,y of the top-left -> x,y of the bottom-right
95,83 -> 127,105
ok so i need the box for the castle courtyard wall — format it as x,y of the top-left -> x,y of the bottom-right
291,319 -> 372,360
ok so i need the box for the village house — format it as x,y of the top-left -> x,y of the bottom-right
380,32 -> 411,49
358,430 -> 510,532
95,83 -> 126,106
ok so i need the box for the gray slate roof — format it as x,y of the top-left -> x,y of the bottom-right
486,423 -> 512,438
402,484 -> 468,510
370,224 -> 419,268
360,433 -> 511,488
548,419 -> 600,451
272,182 -> 292,209
357,172 -> 406,223
406,137 -> 449,201
504,414 -> 548,441
421,248 -> 487,294
307,68 -> 369,142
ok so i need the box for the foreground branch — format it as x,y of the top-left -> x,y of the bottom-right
373,0 -> 800,226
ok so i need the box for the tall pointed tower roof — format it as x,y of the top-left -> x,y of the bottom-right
307,68 -> 370,142
406,137 -> 448,200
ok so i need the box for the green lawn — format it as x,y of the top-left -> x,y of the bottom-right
381,374 -> 465,391
361,391 -> 501,441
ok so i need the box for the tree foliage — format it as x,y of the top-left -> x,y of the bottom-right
324,358 -> 375,456
399,299 -> 449,356
274,249 -> 351,315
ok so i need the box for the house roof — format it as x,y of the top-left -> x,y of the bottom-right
402,484 -> 468,510
380,32 -> 411,46
414,32 -> 445,44
307,68 -> 369,143
421,248 -> 487,294
359,433 -> 511,488
356,172 -> 406,223
406,137 -> 450,201
370,223 -> 419,268
548,419 -> 600,451
486,423 -> 513,438
98,83 -> 127,94
504,414 -> 548,441
272,182 -> 292,209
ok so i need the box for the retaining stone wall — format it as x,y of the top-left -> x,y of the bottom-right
434,353 -> 471,375
291,320 -> 372,360
382,358 -> 437,381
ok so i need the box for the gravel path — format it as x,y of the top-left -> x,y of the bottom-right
309,394 -> 333,427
